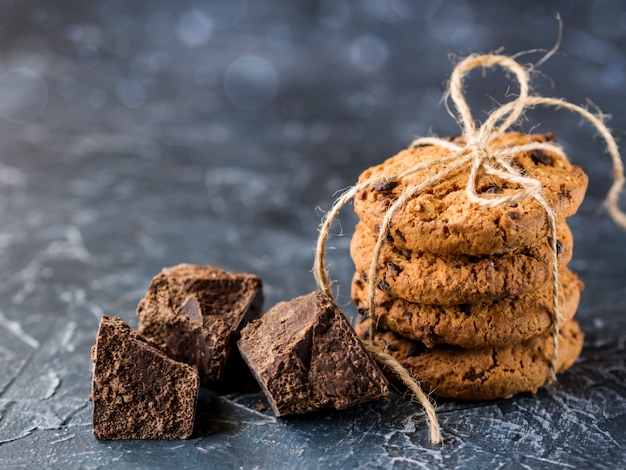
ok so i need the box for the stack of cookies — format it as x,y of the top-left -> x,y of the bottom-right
350,132 -> 589,400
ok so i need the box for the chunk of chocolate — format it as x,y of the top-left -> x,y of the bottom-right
137,264 -> 263,386
530,149 -> 553,165
237,291 -> 389,417
89,316 -> 199,440
374,181 -> 399,193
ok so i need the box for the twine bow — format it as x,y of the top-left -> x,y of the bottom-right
313,53 -> 626,445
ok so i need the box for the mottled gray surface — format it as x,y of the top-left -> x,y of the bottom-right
0,0 -> 625,468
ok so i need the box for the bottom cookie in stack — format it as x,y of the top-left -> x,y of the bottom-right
355,318 -> 583,401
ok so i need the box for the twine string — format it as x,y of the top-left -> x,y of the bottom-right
313,53 -> 626,446
366,154 -> 473,339
363,342 -> 441,440
447,54 -> 531,139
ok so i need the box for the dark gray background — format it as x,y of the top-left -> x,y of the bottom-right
0,0 -> 625,468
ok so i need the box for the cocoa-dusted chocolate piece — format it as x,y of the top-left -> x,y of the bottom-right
89,316 -> 199,440
137,264 -> 263,385
238,291 -> 389,417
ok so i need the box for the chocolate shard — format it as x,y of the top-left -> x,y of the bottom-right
179,296 -> 202,323
237,291 -> 389,417
137,264 -> 263,386
89,316 -> 199,440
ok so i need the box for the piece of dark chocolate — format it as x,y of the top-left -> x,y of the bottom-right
137,264 -> 263,385
237,291 -> 389,417
89,316 -> 199,440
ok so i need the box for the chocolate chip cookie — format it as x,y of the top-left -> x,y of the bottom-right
352,268 -> 583,348
353,132 -> 588,255
356,318 -> 584,401
350,221 -> 573,305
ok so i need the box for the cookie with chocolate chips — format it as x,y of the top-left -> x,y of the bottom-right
355,317 -> 584,401
353,132 -> 588,255
352,268 -> 583,348
350,221 -> 573,305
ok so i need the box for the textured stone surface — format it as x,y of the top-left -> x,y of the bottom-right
238,291 -> 389,416
0,1 -> 625,468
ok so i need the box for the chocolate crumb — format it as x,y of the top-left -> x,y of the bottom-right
481,184 -> 502,194
374,181 -> 399,193
394,229 -> 406,243
387,262 -> 402,274
463,368 -> 485,383
392,246 -> 412,261
530,150 -> 553,165
375,224 -> 394,242
507,210 -> 521,220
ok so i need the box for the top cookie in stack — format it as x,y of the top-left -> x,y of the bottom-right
354,132 -> 587,256
350,131 -> 589,401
